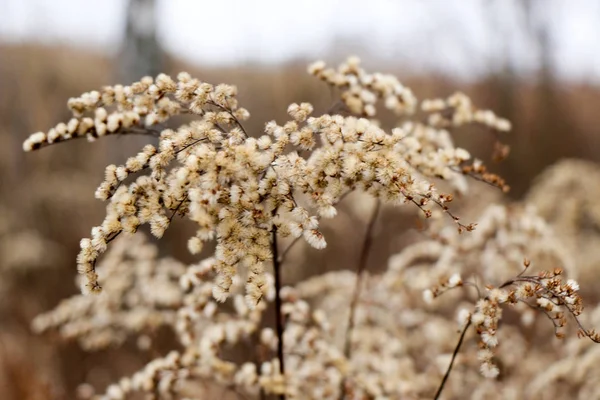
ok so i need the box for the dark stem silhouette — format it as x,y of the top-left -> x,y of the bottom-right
434,320 -> 472,400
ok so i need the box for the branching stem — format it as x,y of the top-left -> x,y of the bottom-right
271,227 -> 286,400
339,200 -> 381,399
434,319 -> 472,400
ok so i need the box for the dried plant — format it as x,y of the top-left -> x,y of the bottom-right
31,233 -> 184,351
22,57 -> 600,399
525,158 -> 600,298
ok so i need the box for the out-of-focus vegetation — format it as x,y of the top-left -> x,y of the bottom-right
2,42 -> 600,399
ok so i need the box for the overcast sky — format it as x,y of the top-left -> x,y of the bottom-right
1,0 -> 599,81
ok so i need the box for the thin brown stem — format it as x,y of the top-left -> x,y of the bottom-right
86,229 -> 122,292
32,125 -> 162,150
277,236 -> 302,265
207,100 -> 249,137
434,319 -> 472,400
169,194 -> 189,223
499,275 -> 600,343
271,227 -> 286,400
343,200 -> 381,357
277,190 -> 354,265
339,200 -> 381,399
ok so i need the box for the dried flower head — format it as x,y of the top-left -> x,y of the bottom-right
23,57 -> 504,305
24,57 -> 600,400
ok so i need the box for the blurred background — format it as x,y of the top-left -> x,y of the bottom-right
1,0 -> 600,399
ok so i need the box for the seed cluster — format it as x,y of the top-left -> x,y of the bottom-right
24,57 -> 505,305
23,57 -> 600,400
